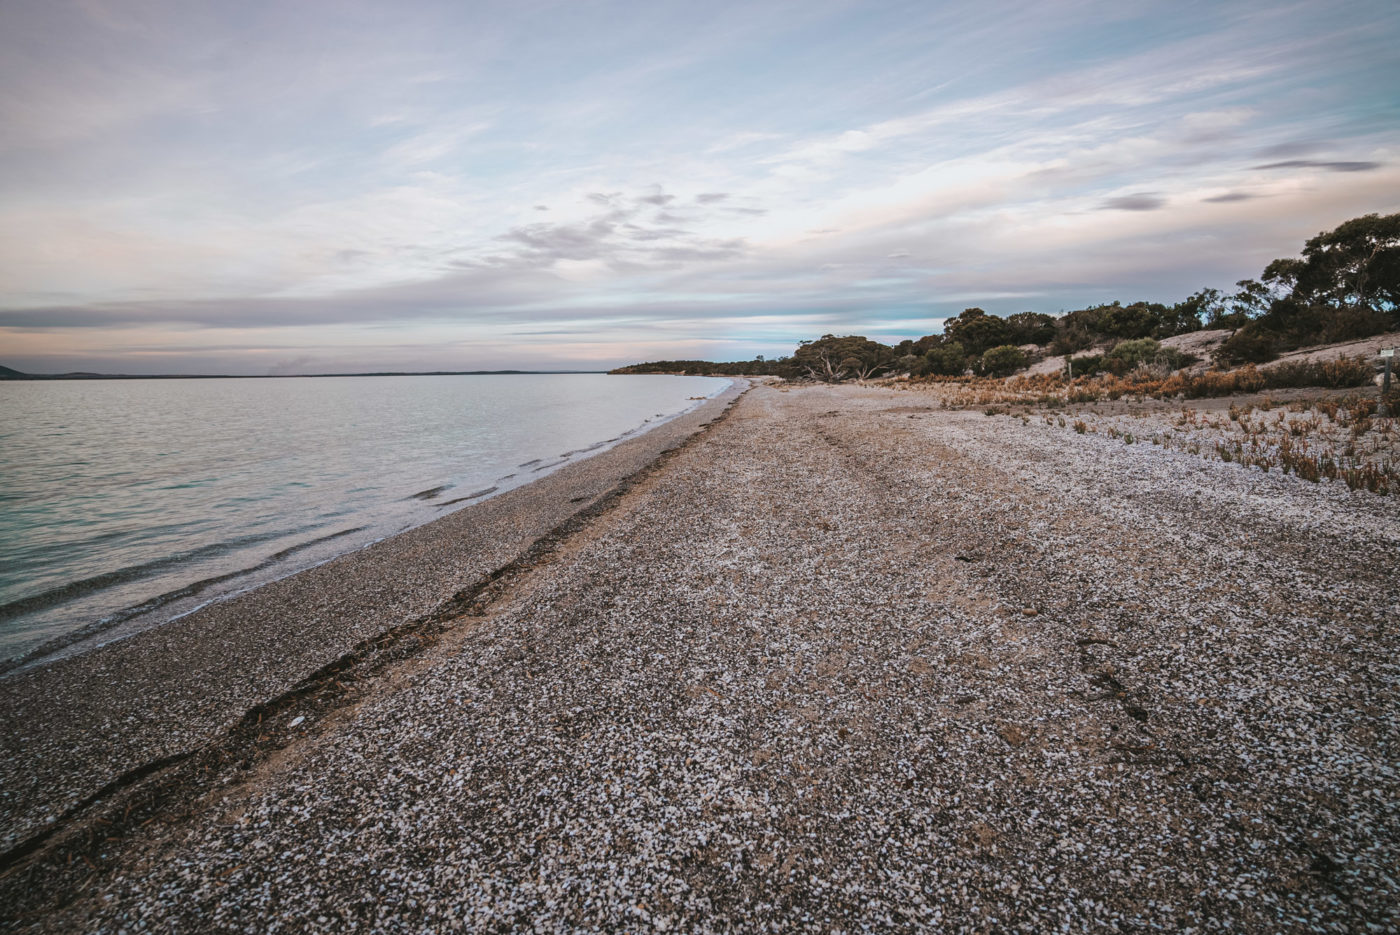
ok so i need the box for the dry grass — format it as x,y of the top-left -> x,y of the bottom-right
900,356 -> 1395,495
1045,395 -> 1398,495
903,356 -> 1375,409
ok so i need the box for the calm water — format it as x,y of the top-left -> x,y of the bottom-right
0,374 -> 728,667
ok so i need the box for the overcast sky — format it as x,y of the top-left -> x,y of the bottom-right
1,0 -> 1397,374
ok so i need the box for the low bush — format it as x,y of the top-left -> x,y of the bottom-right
1259,356 -> 1373,389
921,341 -> 968,376
980,345 -> 1029,377
1067,354 -> 1102,377
1106,338 -> 1162,368
1216,328 -> 1279,365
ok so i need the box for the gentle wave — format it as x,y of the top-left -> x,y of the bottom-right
0,374 -> 728,666
0,526 -> 369,674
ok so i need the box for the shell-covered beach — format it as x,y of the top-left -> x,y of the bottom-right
3,380 -> 1398,933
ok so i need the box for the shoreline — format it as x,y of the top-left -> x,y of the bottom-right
0,377 -> 735,675
0,379 -> 749,859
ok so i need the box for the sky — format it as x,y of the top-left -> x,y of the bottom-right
1,0 -> 1397,374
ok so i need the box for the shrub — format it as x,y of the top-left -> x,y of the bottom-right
980,345 -> 1029,377
1216,327 -> 1279,365
1067,355 -> 1102,377
1105,338 -> 1189,373
1321,306 -> 1392,344
1106,338 -> 1161,367
923,341 -> 969,376
1259,356 -> 1373,389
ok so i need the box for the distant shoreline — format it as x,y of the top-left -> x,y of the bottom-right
0,367 -> 607,381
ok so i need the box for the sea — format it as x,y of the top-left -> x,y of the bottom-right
0,373 -> 729,669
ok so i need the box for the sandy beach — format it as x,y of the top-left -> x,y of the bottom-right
3,380 -> 1398,933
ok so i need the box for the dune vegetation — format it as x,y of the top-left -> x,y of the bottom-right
613,212 -> 1400,396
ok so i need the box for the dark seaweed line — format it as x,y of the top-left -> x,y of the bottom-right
0,390 -> 746,918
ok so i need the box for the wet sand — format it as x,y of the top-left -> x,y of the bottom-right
3,380 -> 1398,933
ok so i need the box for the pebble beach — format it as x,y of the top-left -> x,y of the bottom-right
2,380 -> 1397,933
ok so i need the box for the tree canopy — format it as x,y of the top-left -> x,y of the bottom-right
612,211 -> 1398,379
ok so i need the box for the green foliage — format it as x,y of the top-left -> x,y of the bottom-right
1162,289 -> 1217,335
1279,213 -> 1400,312
612,212 -> 1396,383
792,334 -> 894,381
1259,356 -> 1374,389
1217,213 -> 1400,364
1005,312 -> 1056,345
895,353 -> 923,374
1066,354 -> 1102,376
610,358 -> 788,376
1215,327 -> 1279,364
979,344 -> 1029,377
1098,303 -> 1161,339
1049,305 -> 1109,355
921,341 -> 968,376
943,308 -> 1011,358
1105,338 -> 1162,368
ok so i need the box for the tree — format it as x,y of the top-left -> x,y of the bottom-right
1159,289 -> 1215,336
1049,304 -> 1109,355
1217,215 -> 1400,363
895,353 -> 923,374
943,308 -> 1011,357
1005,312 -> 1056,345
1098,303 -> 1159,339
1281,213 -> 1400,314
791,334 -> 893,381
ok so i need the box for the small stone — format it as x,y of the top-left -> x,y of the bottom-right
999,724 -> 1030,746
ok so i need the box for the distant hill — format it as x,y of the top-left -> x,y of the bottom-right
1,365 -> 121,380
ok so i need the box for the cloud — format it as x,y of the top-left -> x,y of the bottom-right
477,192 -> 757,270
1253,160 -> 1381,172
499,218 -> 620,261
1254,141 -> 1325,159
2,0 -> 1398,372
636,188 -> 675,206
653,239 -> 748,262
623,224 -> 690,241
1101,193 -> 1166,211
